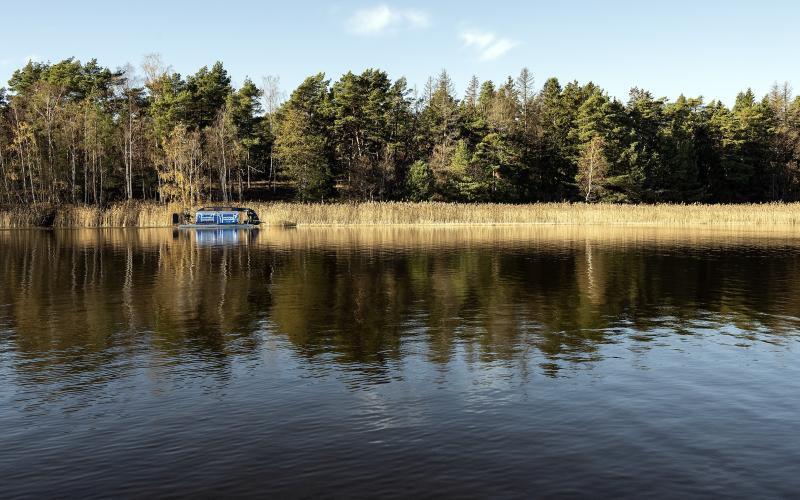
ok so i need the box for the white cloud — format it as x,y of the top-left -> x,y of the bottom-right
22,54 -> 41,64
348,5 -> 430,35
460,30 -> 519,61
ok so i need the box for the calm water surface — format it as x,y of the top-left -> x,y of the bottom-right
1,226 -> 799,498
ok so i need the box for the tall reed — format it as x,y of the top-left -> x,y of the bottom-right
2,201 -> 800,228
255,202 -> 800,227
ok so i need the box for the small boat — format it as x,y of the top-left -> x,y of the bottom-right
175,207 -> 261,229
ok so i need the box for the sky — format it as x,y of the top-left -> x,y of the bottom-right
2,0 -> 799,104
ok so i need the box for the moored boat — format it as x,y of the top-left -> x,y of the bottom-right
175,207 -> 261,229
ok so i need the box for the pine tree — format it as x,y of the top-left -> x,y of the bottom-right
422,70 -> 459,196
274,74 -> 334,200
406,160 -> 433,201
184,62 -> 232,130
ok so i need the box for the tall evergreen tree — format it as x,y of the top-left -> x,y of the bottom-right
274,74 -> 334,200
422,70 -> 460,197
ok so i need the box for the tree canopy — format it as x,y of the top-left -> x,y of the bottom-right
1,56 -> 799,206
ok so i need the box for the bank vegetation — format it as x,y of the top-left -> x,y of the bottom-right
2,56 -> 800,210
3,201 -> 800,228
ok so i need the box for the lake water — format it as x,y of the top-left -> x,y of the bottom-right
1,226 -> 799,498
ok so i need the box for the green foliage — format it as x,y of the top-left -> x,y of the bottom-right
9,58 -> 118,101
274,107 -> 333,200
331,69 -> 411,199
274,75 -> 334,200
2,57 -> 800,206
406,160 -> 434,201
184,62 -> 232,129
449,140 -> 472,199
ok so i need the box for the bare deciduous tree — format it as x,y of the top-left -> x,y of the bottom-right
262,75 -> 284,190
577,135 -> 608,202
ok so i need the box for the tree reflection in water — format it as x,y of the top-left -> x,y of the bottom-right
1,226 -> 799,390
3,225 -> 800,498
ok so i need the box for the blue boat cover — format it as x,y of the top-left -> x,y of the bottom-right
195,211 -> 241,225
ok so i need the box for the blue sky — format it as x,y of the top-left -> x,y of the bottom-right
2,0 -> 798,104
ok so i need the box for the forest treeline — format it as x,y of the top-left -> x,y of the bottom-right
1,56 -> 799,206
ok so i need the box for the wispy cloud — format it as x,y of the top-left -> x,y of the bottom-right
347,5 -> 430,35
23,54 -> 41,64
460,30 -> 519,61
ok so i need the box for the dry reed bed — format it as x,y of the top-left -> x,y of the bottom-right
2,201 -> 800,228
51,202 -> 183,228
0,202 -> 179,228
258,202 -> 800,227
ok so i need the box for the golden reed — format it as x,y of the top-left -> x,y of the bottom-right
2,201 -> 800,228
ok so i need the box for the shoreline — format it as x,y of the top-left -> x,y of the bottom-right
2,201 -> 800,229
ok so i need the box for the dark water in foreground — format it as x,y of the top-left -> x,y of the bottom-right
1,226 -> 799,498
